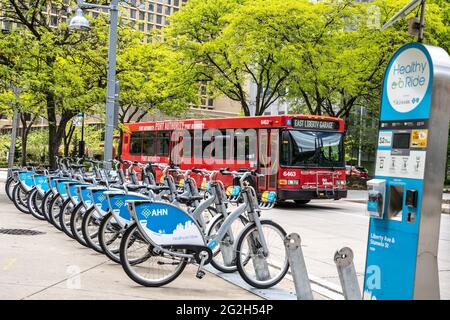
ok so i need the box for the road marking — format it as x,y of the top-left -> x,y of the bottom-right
3,258 -> 17,271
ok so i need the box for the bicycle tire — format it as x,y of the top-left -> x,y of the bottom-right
48,194 -> 63,230
81,206 -> 104,254
59,198 -> 75,239
41,190 -> 53,223
119,223 -> 187,287
70,203 -> 89,248
207,214 -> 248,273
12,183 -> 30,214
99,212 -> 123,264
5,177 -> 16,201
27,188 -> 46,220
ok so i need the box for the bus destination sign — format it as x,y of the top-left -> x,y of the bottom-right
292,118 -> 339,131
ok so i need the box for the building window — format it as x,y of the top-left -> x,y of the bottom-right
166,0 -> 172,5
130,9 -> 136,19
157,4 -> 163,13
147,23 -> 153,30
50,16 -> 58,26
139,11 -> 145,20
165,6 -> 171,15
147,13 -> 153,23
139,23 -> 145,31
156,15 -> 162,24
148,3 -> 154,11
208,99 -> 214,107
174,0 -> 179,6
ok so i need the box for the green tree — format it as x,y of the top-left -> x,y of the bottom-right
167,0 -> 297,116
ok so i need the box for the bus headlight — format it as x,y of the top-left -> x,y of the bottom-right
279,179 -> 299,186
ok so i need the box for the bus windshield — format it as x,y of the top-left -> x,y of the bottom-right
281,130 -> 344,168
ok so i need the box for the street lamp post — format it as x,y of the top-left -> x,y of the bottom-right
69,0 -> 119,169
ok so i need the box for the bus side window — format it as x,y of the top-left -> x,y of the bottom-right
143,132 -> 155,156
212,129 -> 230,161
157,131 -> 170,156
183,130 -> 192,158
130,132 -> 143,155
234,131 -> 256,161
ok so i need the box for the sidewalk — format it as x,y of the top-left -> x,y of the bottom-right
0,185 -> 259,300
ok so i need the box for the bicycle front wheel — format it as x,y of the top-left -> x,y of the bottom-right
235,220 -> 289,289
119,223 -> 187,287
81,207 -> 104,254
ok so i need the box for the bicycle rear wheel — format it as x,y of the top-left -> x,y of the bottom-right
235,220 -> 289,289
119,223 -> 187,287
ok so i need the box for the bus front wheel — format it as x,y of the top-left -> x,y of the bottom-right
294,200 -> 310,206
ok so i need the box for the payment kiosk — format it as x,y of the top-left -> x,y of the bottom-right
364,42 -> 450,299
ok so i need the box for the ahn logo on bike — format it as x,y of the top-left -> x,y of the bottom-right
141,207 -> 168,218
115,199 -> 124,208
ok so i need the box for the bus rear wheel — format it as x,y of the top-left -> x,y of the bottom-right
294,200 -> 310,205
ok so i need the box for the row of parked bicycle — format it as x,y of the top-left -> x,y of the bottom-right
5,157 -> 288,289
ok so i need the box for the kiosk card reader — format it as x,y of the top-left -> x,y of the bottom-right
363,43 -> 450,300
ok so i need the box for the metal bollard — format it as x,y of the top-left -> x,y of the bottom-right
284,233 -> 313,300
334,247 -> 362,300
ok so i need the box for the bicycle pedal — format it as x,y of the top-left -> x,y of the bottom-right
196,270 -> 206,279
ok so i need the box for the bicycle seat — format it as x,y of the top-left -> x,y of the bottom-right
126,184 -> 147,192
147,185 -> 171,193
83,176 -> 96,183
176,195 -> 203,205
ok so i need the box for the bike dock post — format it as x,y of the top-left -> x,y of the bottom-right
334,247 -> 361,300
284,233 -> 313,300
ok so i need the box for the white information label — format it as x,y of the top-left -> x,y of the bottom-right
375,150 -> 426,179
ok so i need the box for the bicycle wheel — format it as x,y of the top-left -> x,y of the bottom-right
70,203 -> 89,248
48,194 -> 63,230
41,191 -> 54,222
119,223 -> 187,287
207,214 -> 248,273
59,198 -> 75,239
81,207 -> 104,253
99,212 -> 123,264
5,177 -> 16,201
235,220 -> 289,289
12,183 -> 30,214
27,188 -> 46,220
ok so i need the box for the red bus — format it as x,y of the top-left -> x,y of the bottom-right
121,115 -> 347,204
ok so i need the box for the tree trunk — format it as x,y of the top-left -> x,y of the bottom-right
47,91 -> 58,169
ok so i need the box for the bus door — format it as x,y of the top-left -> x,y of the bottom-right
258,129 -> 279,192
